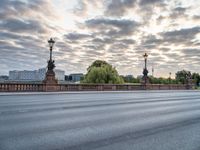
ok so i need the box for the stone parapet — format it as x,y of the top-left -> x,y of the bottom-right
0,83 -> 194,92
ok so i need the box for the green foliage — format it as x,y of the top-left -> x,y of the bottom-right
82,64 -> 200,86
175,70 -> 191,84
149,76 -> 178,84
192,72 -> 200,86
121,75 -> 140,83
121,75 -> 178,84
82,60 -> 124,84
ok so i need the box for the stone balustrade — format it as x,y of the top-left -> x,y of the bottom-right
0,83 -> 193,92
0,83 -> 44,92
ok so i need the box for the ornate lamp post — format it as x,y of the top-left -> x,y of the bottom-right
152,66 -> 154,77
48,38 -> 55,62
47,38 -> 55,73
169,72 -> 172,84
43,38 -> 58,85
142,53 -> 149,85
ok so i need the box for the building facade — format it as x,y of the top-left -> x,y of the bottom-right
69,73 -> 84,83
9,68 -> 65,81
0,75 -> 9,81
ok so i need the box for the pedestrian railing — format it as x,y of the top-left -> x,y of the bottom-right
0,83 -> 194,92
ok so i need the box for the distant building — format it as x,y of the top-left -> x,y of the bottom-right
0,75 -> 9,81
65,73 -> 84,83
9,68 -> 65,81
19,70 -> 38,81
54,69 -> 65,81
37,68 -> 65,81
65,75 -> 69,81
70,73 -> 84,83
9,71 -> 20,80
38,68 -> 46,81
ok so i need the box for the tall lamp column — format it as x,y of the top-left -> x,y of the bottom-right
43,38 -> 58,86
143,53 -> 149,85
47,38 -> 55,73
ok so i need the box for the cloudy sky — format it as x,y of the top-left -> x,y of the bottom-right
0,0 -> 200,77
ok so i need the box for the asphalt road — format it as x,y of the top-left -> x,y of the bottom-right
0,91 -> 200,150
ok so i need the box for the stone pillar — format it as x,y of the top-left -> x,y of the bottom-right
43,70 -> 58,92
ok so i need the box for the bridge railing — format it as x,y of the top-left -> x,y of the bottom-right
0,83 -> 194,92
0,83 -> 44,92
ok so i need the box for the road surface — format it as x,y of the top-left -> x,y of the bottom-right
0,91 -> 200,150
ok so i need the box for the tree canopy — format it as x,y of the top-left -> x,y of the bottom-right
82,60 -> 124,84
121,75 -> 140,83
175,70 -> 191,84
192,72 -> 200,86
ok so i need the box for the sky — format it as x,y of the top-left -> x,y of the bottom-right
0,0 -> 200,77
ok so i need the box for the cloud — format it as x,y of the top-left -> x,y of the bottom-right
91,37 -> 113,44
161,27 -> 200,45
74,0 -> 88,16
74,0 -> 103,16
0,0 -> 200,77
85,18 -> 140,38
142,26 -> 200,48
0,0 -> 60,75
0,19 -> 47,33
139,0 -> 165,6
85,18 -> 138,29
169,6 -> 188,19
142,35 -> 163,46
105,0 -> 136,16
162,27 -> 200,37
192,15 -> 200,20
65,32 -> 92,41
105,0 -> 166,17
181,48 -> 200,56
0,0 -> 55,19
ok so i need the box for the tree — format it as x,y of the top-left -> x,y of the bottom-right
82,60 -> 124,84
192,73 -> 200,86
175,70 -> 191,84
121,75 -> 140,83
148,76 -> 178,84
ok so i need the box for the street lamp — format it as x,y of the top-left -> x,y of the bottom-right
143,53 -> 149,85
43,38 -> 58,85
43,38 -> 58,89
169,72 -> 172,84
152,66 -> 154,77
48,38 -> 55,61
47,38 -> 56,72
143,53 -> 148,69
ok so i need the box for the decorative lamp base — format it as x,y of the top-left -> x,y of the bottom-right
43,70 -> 58,84
43,70 -> 58,92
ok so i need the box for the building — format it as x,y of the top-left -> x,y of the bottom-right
19,70 -> 38,81
68,73 -> 84,83
37,68 -> 65,81
9,71 -> 19,80
0,75 -> 9,81
54,69 -> 65,81
9,70 -> 39,81
9,68 -> 65,81
38,68 -> 46,81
